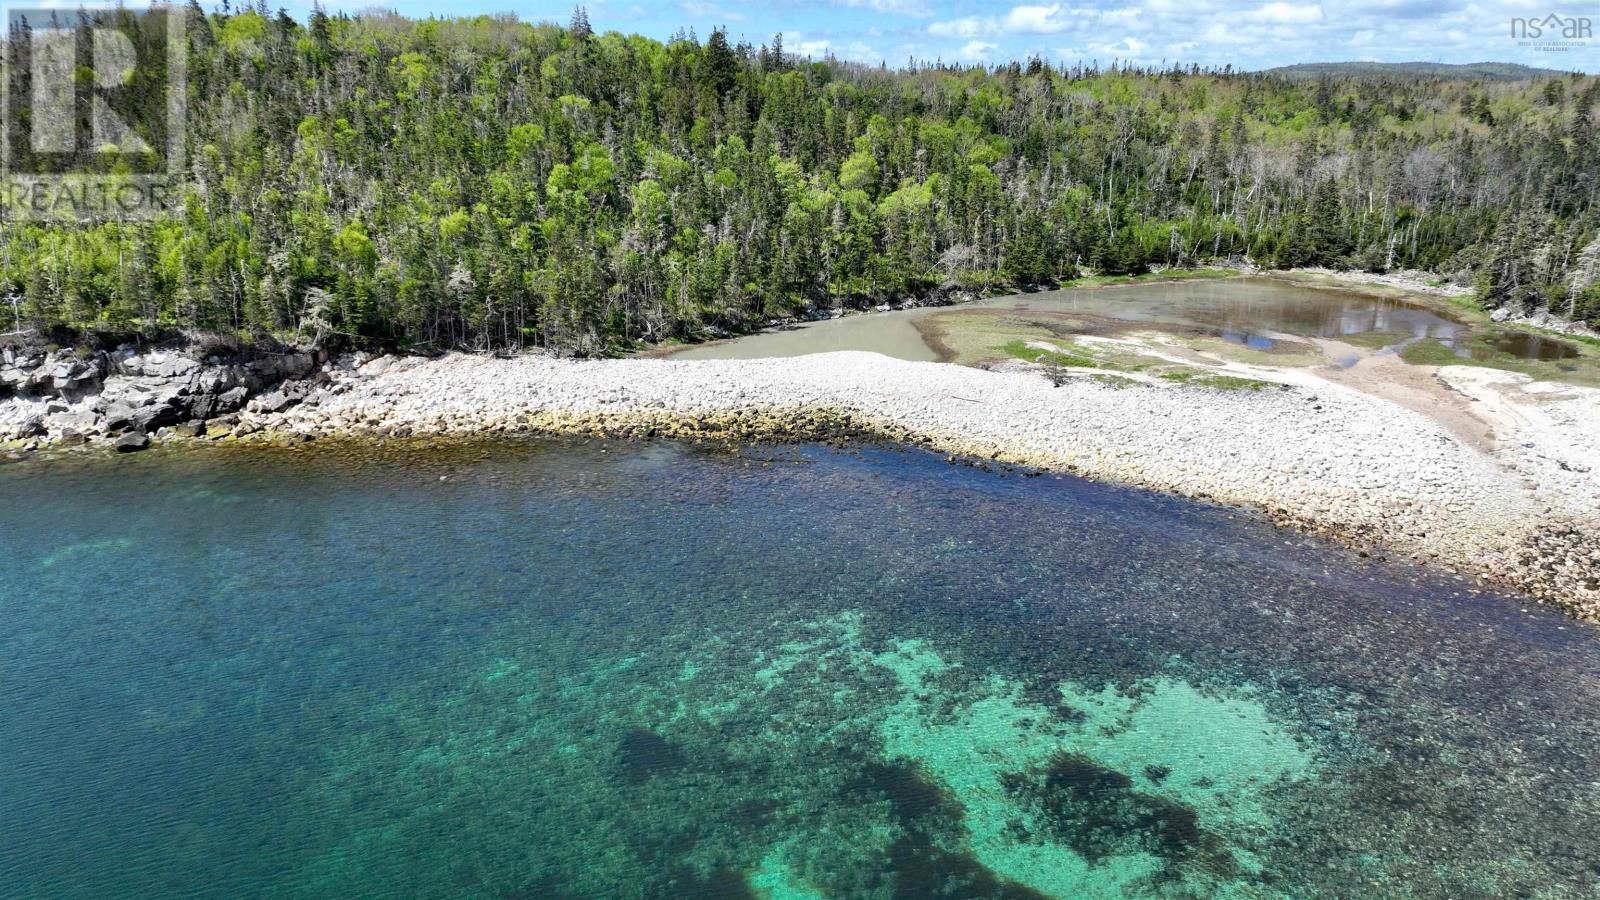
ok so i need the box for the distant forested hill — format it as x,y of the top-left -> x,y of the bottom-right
1264,62 -> 1575,82
3,9 -> 1598,352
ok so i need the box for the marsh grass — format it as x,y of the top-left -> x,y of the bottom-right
1400,330 -> 1600,385
1057,268 -> 1243,289
1334,331 -> 1409,350
1002,339 -> 1100,369
1160,370 -> 1277,391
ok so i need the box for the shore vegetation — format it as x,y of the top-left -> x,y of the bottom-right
2,8 -> 1597,355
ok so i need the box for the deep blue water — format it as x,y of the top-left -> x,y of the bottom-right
1,438 -> 1596,898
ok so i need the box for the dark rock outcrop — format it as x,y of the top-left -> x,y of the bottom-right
113,430 -> 150,453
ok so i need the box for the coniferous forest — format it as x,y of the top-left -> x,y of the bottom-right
4,6 -> 1600,353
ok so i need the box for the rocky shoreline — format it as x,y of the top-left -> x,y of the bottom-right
0,340 -> 327,450
5,343 -> 1598,622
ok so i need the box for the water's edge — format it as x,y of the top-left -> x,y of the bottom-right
10,419 -> 1580,623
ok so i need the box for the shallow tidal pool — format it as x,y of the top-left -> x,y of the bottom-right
2,438 -> 1597,898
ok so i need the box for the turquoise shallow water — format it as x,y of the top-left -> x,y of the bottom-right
1,438 -> 1597,898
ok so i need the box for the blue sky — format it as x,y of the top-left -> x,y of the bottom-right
305,0 -> 1597,72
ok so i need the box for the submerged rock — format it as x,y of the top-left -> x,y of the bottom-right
617,728 -> 688,784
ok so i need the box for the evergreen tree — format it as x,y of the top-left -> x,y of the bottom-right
0,7 -> 1594,352
702,28 -> 737,98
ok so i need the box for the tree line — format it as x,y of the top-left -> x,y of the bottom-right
3,5 -> 1599,353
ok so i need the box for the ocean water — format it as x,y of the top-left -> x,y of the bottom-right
1,438 -> 1597,899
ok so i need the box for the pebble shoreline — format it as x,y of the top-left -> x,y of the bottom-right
254,352 -> 1600,620
5,343 -> 1597,620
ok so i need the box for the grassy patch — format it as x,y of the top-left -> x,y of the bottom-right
1195,375 -> 1276,391
1161,370 -> 1275,391
1001,339 -> 1099,368
1397,338 -> 1467,367
1059,268 -> 1241,289
921,310 -> 1097,366
1398,331 -> 1600,386
1088,373 -> 1139,389
1335,331 -> 1408,350
1436,293 -> 1491,324
1184,335 -> 1322,367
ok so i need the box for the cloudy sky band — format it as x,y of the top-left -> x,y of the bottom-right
284,0 -> 1595,72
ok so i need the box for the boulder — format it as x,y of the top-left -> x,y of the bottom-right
102,404 -> 136,432
151,356 -> 200,378
128,403 -> 182,432
283,353 -> 314,377
168,420 -> 206,438
114,430 -> 150,453
147,382 -> 190,406
250,391 -> 296,414
216,386 -> 250,412
49,359 -> 85,381
188,394 -> 216,420
5,413 -> 45,439
247,352 -> 314,381
194,367 -> 243,395
50,410 -> 99,435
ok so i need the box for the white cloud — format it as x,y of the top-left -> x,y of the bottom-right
793,37 -> 881,62
1254,2 -> 1324,24
1056,34 -> 1160,61
1001,4 -> 1073,34
928,16 -> 983,37
885,0 -> 1598,72
836,0 -> 933,16
959,39 -> 999,60
1095,35 -> 1150,57
680,0 -> 745,21
1203,22 -> 1250,43
929,3 -> 1088,38
1098,7 -> 1144,25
